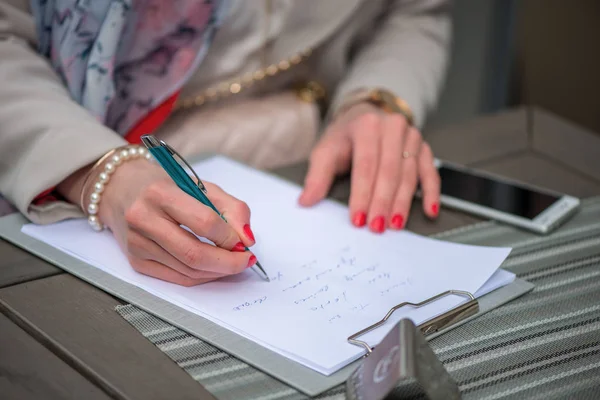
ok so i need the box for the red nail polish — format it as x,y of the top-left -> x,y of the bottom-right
232,242 -> 245,252
247,255 -> 257,268
369,216 -> 385,233
352,211 -> 367,227
431,203 -> 439,216
243,224 -> 255,242
391,214 -> 404,229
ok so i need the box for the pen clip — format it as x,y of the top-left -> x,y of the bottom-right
158,139 -> 208,194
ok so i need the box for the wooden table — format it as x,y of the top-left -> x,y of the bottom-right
1,107 -> 600,400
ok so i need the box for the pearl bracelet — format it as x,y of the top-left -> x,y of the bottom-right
82,145 -> 152,232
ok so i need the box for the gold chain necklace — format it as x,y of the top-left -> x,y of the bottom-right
174,0 -> 324,112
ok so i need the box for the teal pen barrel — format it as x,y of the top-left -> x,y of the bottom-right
147,147 -> 220,214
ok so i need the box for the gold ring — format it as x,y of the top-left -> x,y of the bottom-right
402,151 -> 417,159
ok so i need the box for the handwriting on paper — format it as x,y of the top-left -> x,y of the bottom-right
233,296 -> 268,311
310,291 -> 347,312
344,264 -> 378,281
379,278 -> 412,296
269,271 -> 284,281
231,247 -> 413,322
368,272 -> 391,284
282,276 -> 311,292
328,314 -> 342,323
294,285 -> 329,304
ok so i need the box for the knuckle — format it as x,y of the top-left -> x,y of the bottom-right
355,112 -> 380,131
182,246 -> 203,267
124,201 -> 146,227
234,200 -> 251,217
144,180 -> 167,202
408,127 -> 423,140
194,211 -> 219,233
358,112 -> 379,126
386,114 -> 407,129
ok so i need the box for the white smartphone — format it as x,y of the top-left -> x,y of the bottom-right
431,159 -> 580,234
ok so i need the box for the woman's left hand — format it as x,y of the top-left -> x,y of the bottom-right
298,102 -> 441,233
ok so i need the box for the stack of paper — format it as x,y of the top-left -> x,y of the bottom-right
22,156 -> 513,375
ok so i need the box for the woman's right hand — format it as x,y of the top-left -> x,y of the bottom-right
68,158 -> 257,286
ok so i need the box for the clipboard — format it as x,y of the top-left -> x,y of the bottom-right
0,212 -> 534,397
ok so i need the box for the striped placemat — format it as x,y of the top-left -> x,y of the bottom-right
116,197 -> 600,399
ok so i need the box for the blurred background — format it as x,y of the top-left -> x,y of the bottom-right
425,0 -> 600,136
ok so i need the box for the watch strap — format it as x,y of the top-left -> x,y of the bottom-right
334,88 -> 414,126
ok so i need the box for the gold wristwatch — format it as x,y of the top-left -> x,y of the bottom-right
337,88 -> 414,126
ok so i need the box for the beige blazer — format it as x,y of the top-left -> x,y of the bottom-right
0,0 -> 452,224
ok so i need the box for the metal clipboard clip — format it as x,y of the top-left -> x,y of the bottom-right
347,290 -> 479,354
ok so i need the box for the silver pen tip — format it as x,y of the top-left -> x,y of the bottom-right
254,260 -> 270,282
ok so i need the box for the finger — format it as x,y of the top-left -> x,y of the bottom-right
160,185 -> 242,250
129,257 -> 217,287
126,229 -> 230,280
299,133 -> 351,207
130,214 -> 253,274
418,142 -> 441,218
348,114 -> 381,228
202,183 -> 255,247
367,114 -> 407,233
390,127 -> 422,229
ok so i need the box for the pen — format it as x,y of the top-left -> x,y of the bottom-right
140,134 -> 270,282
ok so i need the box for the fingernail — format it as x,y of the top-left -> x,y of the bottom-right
431,203 -> 439,216
243,224 -> 255,242
391,214 -> 404,229
232,242 -> 245,252
247,255 -> 257,268
369,216 -> 385,233
352,211 -> 367,227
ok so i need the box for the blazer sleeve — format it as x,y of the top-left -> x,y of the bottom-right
0,1 -> 127,224
329,0 -> 453,129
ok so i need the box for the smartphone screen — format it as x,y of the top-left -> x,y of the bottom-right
438,166 -> 561,220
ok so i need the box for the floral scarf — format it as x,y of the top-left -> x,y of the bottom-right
30,0 -> 230,136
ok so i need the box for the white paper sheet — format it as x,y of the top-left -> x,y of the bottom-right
22,156 -> 513,375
